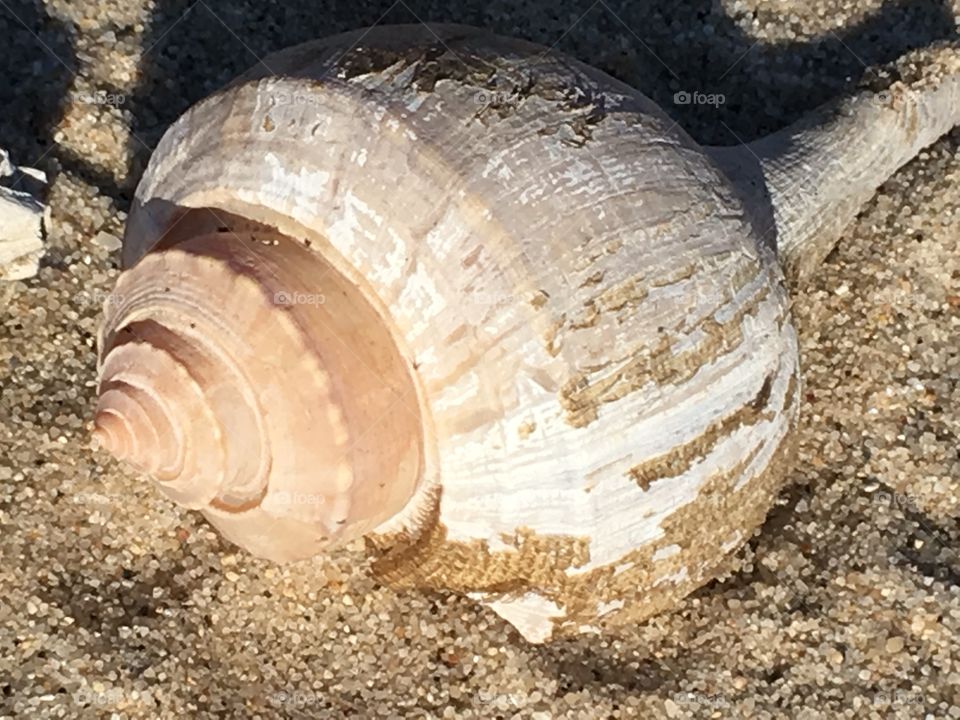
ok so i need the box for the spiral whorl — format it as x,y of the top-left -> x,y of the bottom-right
95,214 -> 426,561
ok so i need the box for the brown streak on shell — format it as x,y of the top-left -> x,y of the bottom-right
371,487 -> 592,595
626,371 -> 776,490
368,424 -> 797,639
559,280 -> 773,429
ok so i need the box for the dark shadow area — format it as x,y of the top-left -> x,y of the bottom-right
27,554 -> 275,716
1,0 -> 955,221
0,3 -> 137,214
580,0 -> 958,143
124,0 -> 957,189
536,640 -> 676,695
0,2 -> 74,183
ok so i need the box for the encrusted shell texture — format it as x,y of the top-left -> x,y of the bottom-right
97,24 -> 801,642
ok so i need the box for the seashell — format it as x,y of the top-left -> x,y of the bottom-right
94,25 -> 960,642
0,148 -> 47,281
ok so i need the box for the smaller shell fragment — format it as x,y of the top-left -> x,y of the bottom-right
0,149 -> 47,281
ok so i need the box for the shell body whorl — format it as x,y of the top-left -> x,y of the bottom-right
99,24 -> 801,642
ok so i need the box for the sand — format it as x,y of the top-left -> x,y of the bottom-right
1,0 -> 958,718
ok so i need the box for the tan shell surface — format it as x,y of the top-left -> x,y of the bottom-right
117,25 -> 800,641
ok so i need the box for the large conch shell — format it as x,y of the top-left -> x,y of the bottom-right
94,25 -> 960,642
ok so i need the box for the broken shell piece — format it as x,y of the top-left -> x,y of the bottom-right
0,149 -> 47,281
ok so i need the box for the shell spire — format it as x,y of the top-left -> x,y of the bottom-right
95,208 -> 425,561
